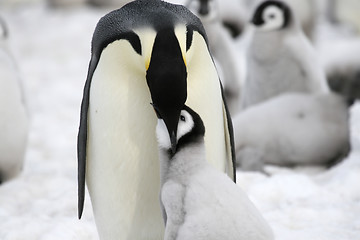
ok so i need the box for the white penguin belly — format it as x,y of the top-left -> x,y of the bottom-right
86,40 -> 164,239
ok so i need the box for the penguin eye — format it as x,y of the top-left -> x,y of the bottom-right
269,13 -> 275,19
180,115 -> 186,122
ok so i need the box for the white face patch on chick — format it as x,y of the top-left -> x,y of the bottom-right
259,5 -> 285,31
156,109 -> 194,151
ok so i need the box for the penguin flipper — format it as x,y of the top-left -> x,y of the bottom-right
220,81 -> 236,182
77,57 -> 98,219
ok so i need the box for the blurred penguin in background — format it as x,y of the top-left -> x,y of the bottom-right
0,17 -> 29,183
318,38 -> 360,95
186,0 -> 245,113
47,0 -> 86,7
234,90 -> 353,172
241,0 -> 328,109
234,31 -> 360,171
245,0 -> 319,41
86,0 -> 129,7
316,0 -> 360,99
326,0 -> 360,34
47,0 -> 129,8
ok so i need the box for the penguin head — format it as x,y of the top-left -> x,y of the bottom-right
154,105 -> 205,155
251,0 -> 291,31
146,28 -> 188,153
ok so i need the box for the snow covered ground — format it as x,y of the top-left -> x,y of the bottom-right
0,2 -> 359,240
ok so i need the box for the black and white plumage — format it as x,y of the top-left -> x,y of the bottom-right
246,0 -> 318,41
0,17 -> 28,183
155,105 -> 274,240
77,0 -> 236,239
241,0 -> 328,109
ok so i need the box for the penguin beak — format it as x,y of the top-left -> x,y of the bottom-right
151,103 -> 179,154
170,132 -> 177,154
146,28 -> 187,154
164,111 -> 179,154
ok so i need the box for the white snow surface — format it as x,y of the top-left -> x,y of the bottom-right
0,3 -> 359,240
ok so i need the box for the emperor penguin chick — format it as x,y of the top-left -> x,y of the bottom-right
155,105 -> 274,240
242,0 -> 328,109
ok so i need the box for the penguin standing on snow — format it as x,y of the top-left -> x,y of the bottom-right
154,104 -> 274,240
77,0 -> 236,239
0,17 -> 28,183
241,0 -> 328,109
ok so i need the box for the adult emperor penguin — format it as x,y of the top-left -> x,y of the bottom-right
0,17 -> 29,183
77,0 -> 236,239
241,0 -> 328,109
155,105 -> 274,240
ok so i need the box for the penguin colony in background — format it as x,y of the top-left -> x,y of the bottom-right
154,104 -> 274,240
77,0 -> 237,239
241,0 -> 328,109
233,0 -> 358,170
77,0 -> 360,239
0,17 -> 28,184
234,92 -> 352,172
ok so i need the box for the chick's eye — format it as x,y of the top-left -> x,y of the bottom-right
180,115 -> 186,122
269,14 -> 275,19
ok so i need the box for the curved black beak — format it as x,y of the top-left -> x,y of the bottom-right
163,111 -> 179,154
147,28 -> 187,154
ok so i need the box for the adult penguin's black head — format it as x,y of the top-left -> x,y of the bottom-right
88,0 -> 206,155
251,0 -> 292,31
147,27 -> 187,154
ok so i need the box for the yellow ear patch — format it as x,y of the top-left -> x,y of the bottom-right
183,55 -> 187,67
145,58 -> 150,70
139,26 -> 188,71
